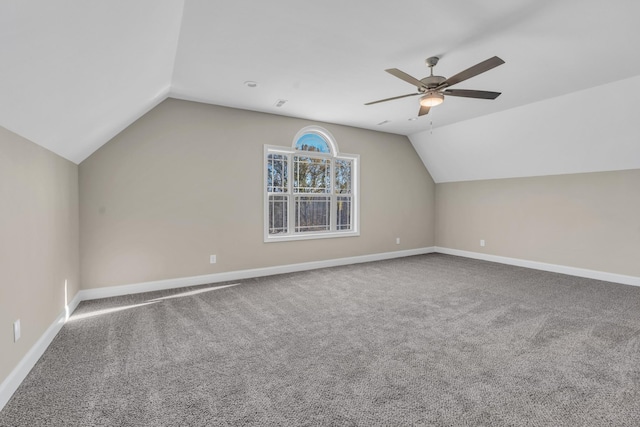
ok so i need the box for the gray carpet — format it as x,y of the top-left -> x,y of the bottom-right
2,254 -> 640,426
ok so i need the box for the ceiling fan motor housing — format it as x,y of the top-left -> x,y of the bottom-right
421,75 -> 446,89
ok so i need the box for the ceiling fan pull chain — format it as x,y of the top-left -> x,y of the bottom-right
430,107 -> 435,134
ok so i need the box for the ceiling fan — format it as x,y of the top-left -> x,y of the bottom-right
365,56 -> 505,117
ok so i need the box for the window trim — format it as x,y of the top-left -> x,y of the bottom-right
263,129 -> 360,243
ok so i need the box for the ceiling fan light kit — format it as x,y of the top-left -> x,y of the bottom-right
420,92 -> 444,107
366,55 -> 504,118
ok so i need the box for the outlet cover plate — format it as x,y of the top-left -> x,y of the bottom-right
14,319 -> 21,342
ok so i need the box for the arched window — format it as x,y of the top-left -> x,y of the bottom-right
264,126 -> 359,242
294,133 -> 331,153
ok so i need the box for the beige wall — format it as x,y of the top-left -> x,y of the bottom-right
0,127 -> 79,385
79,99 -> 436,289
435,169 -> 640,277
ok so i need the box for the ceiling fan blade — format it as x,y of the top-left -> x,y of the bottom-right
443,89 -> 502,100
438,56 -> 505,89
385,68 -> 425,88
364,92 -> 420,105
418,105 -> 430,116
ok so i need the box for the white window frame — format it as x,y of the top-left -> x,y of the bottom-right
264,126 -> 360,243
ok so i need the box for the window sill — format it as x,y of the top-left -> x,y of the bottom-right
264,230 -> 360,243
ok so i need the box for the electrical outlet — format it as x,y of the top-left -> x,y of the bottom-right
14,319 -> 21,342
396,237 -> 400,245
210,255 -> 217,264
480,240 -> 486,247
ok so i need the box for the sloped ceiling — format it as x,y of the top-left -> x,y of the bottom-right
0,1 -> 184,162
411,74 -> 640,183
2,1 -> 640,181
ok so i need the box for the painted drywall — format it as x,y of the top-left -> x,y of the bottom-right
0,127 -> 79,386
435,169 -> 640,277
79,99 -> 435,289
410,74 -> 640,183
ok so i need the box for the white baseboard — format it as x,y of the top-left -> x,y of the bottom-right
435,247 -> 640,287
0,292 -> 81,412
79,247 -> 436,301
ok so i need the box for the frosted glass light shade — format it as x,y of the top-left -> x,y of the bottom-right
420,92 -> 444,107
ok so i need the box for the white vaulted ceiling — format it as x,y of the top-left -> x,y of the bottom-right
2,0 -> 640,181
1,1 -> 184,162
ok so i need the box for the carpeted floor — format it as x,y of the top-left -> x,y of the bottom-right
1,254 -> 640,426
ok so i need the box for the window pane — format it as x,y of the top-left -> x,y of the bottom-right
267,154 -> 288,193
295,196 -> 331,232
295,133 -> 331,153
336,196 -> 352,231
268,195 -> 288,234
335,159 -> 352,194
293,156 -> 330,193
